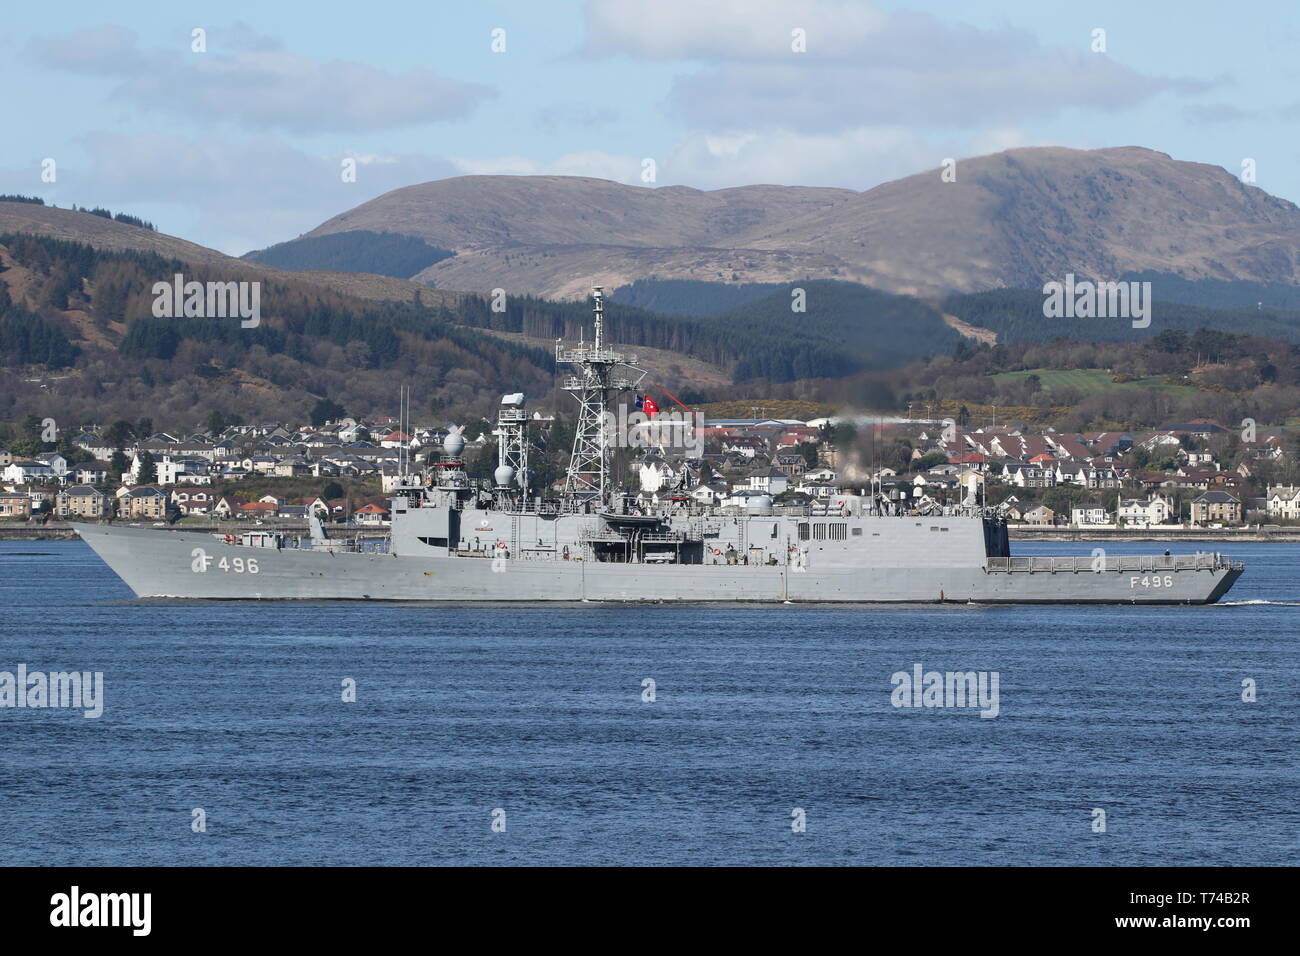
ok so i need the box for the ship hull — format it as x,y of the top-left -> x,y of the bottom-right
72,524 -> 1242,604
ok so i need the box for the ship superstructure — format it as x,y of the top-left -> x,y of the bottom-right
74,290 -> 1244,603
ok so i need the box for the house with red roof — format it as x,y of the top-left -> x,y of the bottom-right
353,502 -> 391,526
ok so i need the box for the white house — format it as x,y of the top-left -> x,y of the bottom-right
797,481 -> 841,499
745,467 -> 789,495
637,460 -> 680,493
1118,495 -> 1174,526
1266,485 -> 1300,521
1,459 -> 57,484
33,453 -> 69,476
1070,506 -> 1110,526
689,483 -> 728,506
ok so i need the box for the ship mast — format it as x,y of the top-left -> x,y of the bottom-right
557,287 -> 644,505
494,392 -> 529,500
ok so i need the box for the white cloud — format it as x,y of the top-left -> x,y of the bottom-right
33,131 -> 459,254
28,24 -> 494,134
583,0 -> 886,60
450,150 -> 643,182
662,126 -> 1017,189
451,126 -> 1047,194
584,0 -> 1213,131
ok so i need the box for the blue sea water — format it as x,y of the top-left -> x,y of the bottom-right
0,538 -> 1296,866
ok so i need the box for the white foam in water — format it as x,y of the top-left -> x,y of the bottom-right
1213,599 -> 1300,606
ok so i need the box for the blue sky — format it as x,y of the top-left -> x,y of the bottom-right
2,0 -> 1296,255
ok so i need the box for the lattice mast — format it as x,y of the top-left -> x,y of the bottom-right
557,287 -> 643,503
494,392 -> 529,497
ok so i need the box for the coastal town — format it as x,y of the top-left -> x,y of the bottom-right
1,408 -> 1298,530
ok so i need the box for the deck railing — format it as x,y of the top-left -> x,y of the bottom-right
987,553 -> 1241,573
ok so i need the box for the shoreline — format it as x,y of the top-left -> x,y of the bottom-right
0,522 -> 312,541
1010,527 -> 1300,542
4,521 -> 1300,543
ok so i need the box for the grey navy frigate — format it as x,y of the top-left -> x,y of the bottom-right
74,288 -> 1244,604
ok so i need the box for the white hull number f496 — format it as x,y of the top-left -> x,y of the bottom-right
191,547 -> 259,574
1130,575 -> 1173,589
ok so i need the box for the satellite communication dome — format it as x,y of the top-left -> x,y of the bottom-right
443,432 -> 465,456
494,465 -> 515,487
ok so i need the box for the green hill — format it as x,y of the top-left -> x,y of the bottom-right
244,229 -> 454,279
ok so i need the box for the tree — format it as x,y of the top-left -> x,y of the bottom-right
310,398 -> 345,427
22,414 -> 43,441
110,450 -> 130,480
322,481 -> 344,501
104,420 -> 135,449
830,423 -> 856,447
1043,485 -> 1092,516
206,411 -> 228,435
137,451 -> 157,485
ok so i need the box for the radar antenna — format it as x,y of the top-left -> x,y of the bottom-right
557,287 -> 645,504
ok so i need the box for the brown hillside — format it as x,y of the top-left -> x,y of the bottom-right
292,146 -> 1300,299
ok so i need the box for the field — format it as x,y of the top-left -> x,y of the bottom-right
988,368 -> 1194,395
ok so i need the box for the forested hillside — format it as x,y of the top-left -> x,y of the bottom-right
945,288 -> 1300,344
608,279 -> 784,315
243,229 -> 455,278
11,223 -> 1300,434
0,234 -> 554,427
446,280 -> 958,384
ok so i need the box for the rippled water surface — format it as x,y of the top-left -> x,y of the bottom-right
0,539 -> 1295,865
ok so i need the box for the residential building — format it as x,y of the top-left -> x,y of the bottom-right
1021,505 -> 1055,526
1190,491 -> 1241,526
745,467 -> 789,495
353,503 -> 391,526
1266,485 -> 1300,521
55,485 -> 111,518
121,486 -> 168,520
0,492 -> 32,518
1070,506 -> 1110,526
1118,495 -> 1174,526
1,459 -> 56,484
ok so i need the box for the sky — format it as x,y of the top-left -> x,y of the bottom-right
2,0 -> 1297,256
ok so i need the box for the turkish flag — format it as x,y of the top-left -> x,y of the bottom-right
643,396 -> 659,417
